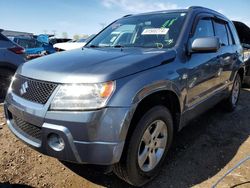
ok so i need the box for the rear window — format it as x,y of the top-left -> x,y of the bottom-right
226,24 -> 234,45
0,33 -> 8,41
214,21 -> 229,46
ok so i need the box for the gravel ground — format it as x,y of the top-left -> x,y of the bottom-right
0,89 -> 249,188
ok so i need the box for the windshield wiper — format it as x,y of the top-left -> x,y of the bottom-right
88,45 -> 99,48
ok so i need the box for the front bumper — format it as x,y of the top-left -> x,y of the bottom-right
4,93 -> 130,165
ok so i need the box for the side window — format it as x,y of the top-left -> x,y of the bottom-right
228,22 -> 241,45
193,18 -> 214,38
226,24 -> 234,45
214,21 -> 229,46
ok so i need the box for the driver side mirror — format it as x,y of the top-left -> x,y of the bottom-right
190,37 -> 220,53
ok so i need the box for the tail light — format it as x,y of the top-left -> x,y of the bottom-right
8,46 -> 25,54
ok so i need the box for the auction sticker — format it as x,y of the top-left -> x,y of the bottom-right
142,28 -> 169,35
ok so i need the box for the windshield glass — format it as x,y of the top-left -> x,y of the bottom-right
87,12 -> 187,49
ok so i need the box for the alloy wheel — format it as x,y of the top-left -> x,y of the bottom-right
138,120 -> 168,172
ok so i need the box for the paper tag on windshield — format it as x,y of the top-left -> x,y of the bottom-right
142,28 -> 169,35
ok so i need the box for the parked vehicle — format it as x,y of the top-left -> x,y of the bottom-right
233,21 -> 250,86
4,6 -> 244,186
49,38 -> 72,45
53,35 -> 95,51
0,30 -> 26,100
9,35 -> 56,59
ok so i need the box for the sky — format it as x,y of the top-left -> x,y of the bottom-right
0,0 -> 250,38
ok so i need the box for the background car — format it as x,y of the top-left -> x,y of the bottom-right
53,34 -> 95,51
0,30 -> 26,101
9,35 -> 56,60
49,38 -> 72,45
233,21 -> 250,86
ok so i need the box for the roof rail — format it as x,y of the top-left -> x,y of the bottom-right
123,14 -> 133,17
189,6 -> 207,9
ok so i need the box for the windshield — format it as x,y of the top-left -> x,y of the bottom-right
87,12 -> 187,49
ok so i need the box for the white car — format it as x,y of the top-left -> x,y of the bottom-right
53,38 -> 86,51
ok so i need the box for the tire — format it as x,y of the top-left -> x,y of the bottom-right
224,74 -> 241,112
114,106 -> 174,186
0,68 -> 14,101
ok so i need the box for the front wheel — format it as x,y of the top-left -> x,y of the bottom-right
224,74 -> 241,112
114,106 -> 174,186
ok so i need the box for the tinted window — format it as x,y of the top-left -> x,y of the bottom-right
214,21 -> 229,46
16,38 -> 43,48
226,24 -> 234,45
194,18 -> 214,38
229,22 -> 241,45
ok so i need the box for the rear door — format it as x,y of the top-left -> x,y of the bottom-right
213,19 -> 237,86
186,16 -> 221,107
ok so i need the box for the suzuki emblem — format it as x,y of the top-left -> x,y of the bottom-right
20,81 -> 28,95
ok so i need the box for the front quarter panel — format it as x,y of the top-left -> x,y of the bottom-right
108,60 -> 187,112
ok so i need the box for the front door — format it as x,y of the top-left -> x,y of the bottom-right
186,17 -> 221,108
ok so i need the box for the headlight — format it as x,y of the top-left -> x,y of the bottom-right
50,81 -> 115,110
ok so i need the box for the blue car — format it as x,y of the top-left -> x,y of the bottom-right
9,35 -> 55,59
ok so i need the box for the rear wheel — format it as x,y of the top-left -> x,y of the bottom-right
114,106 -> 174,186
224,74 -> 241,112
0,68 -> 14,101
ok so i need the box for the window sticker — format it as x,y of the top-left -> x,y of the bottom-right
161,18 -> 177,28
142,28 -> 169,35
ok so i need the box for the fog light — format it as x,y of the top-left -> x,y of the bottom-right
48,133 -> 65,151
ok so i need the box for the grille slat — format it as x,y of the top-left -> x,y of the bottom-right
12,75 -> 57,104
13,116 -> 42,143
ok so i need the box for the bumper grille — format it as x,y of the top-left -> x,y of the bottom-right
13,116 -> 42,143
12,75 -> 57,104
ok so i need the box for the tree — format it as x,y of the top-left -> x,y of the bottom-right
62,32 -> 68,39
73,34 -> 80,40
52,30 -> 57,36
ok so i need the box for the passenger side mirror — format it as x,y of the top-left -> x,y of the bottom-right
191,37 -> 220,53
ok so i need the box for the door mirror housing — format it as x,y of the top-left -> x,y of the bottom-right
191,37 -> 220,53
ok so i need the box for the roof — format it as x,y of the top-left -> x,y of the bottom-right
123,6 -> 226,19
1,30 -> 33,37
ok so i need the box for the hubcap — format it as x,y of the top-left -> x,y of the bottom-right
232,77 -> 240,105
138,120 -> 168,172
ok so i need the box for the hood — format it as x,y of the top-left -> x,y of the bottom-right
53,42 -> 86,51
17,47 -> 176,83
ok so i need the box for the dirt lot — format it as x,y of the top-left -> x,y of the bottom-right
0,90 -> 249,188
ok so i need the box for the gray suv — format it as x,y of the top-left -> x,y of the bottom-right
4,7 -> 244,186
0,30 -> 26,100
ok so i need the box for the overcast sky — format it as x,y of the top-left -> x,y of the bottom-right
0,0 -> 250,38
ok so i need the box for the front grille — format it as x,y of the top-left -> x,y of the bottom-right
12,75 -> 57,104
13,115 -> 42,143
